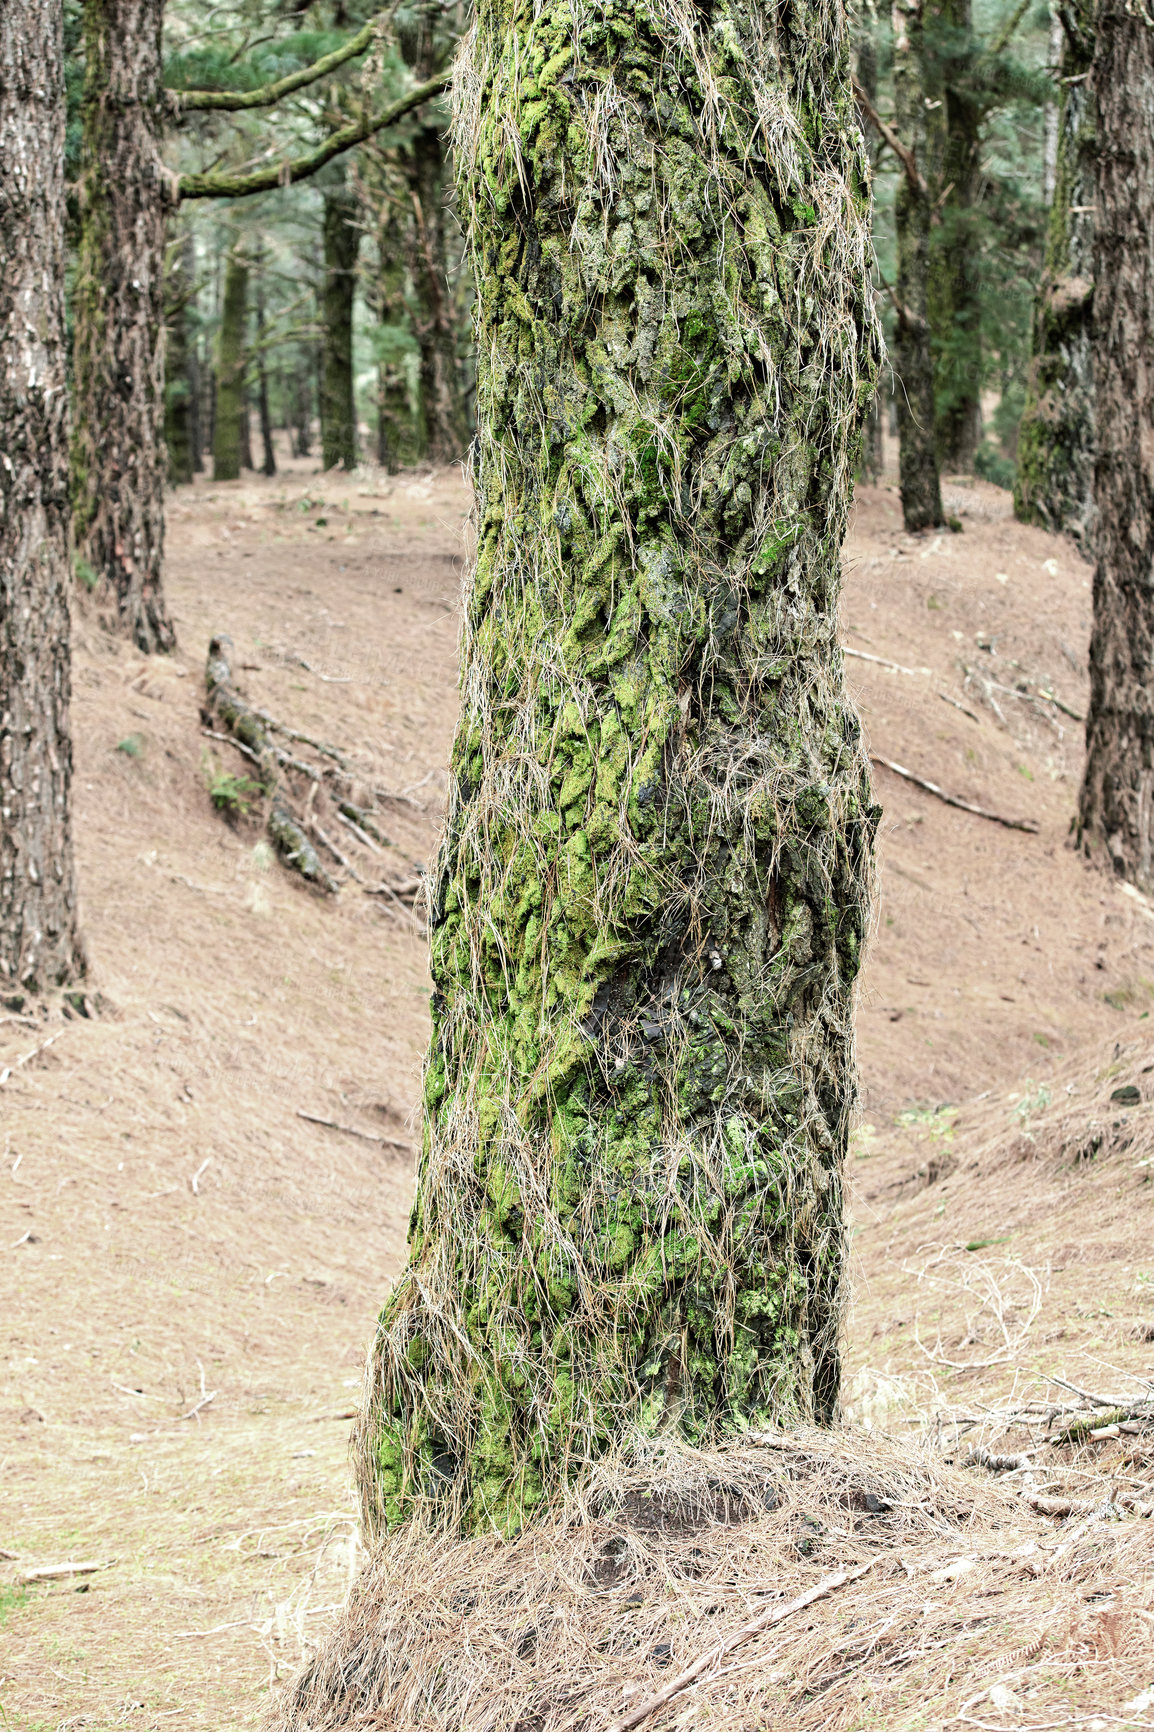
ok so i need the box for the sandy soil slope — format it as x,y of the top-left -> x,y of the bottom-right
1,450 -> 1150,1729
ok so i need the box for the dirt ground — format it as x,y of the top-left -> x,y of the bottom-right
1,442 -> 1151,1730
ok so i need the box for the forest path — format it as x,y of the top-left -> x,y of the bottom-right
1,454 -> 1150,1729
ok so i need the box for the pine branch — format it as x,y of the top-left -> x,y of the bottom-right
852,76 -> 929,199
985,0 -> 1033,61
177,72 -> 449,202
168,13 -> 385,113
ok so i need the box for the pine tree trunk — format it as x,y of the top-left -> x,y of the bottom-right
403,127 -> 469,464
354,0 -> 880,1537
1076,1 -> 1154,885
927,0 -> 982,473
321,187 -> 360,472
213,252 -> 248,483
0,0 -> 85,992
1013,5 -> 1095,543
164,230 -> 195,486
855,28 -> 884,486
293,364 -> 311,458
374,203 -> 421,471
891,0 -> 945,531
71,0 -> 175,654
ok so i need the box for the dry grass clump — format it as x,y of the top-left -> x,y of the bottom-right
270,1429 -> 1153,1732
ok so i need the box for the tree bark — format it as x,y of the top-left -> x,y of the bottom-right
1013,4 -> 1095,543
71,0 -> 175,654
321,186 -> 360,472
213,251 -> 249,482
0,0 -> 85,992
256,255 -> 277,478
354,0 -> 880,1537
402,125 -> 469,464
164,227 -> 195,486
1076,0 -> 1154,886
927,0 -> 982,473
855,28 -> 884,486
891,0 -> 945,531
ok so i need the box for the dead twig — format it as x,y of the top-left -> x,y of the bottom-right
21,1560 -> 113,1584
296,1109 -> 412,1151
607,1559 -> 880,1732
870,756 -> 1039,833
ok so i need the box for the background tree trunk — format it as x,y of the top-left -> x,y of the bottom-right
213,251 -> 249,482
71,0 -> 175,653
1076,0 -> 1154,885
1013,3 -> 1095,543
402,128 -> 468,464
855,29 -> 884,486
927,0 -> 982,473
255,247 -> 276,477
0,0 -> 85,992
321,186 -> 360,471
354,0 -> 879,1537
892,0 -> 945,530
164,229 -> 195,486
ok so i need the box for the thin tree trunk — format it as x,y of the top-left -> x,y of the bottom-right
0,0 -> 85,992
1076,1 -> 1154,885
189,316 -> 203,475
372,191 -> 421,471
213,251 -> 248,482
1013,3 -> 1095,544
293,363 -> 312,458
71,0 -> 175,654
164,229 -> 195,486
403,127 -> 469,465
321,186 -> 360,471
892,0 -> 945,531
239,393 -> 254,472
255,250 -> 277,477
927,0 -> 982,473
354,0 -> 880,1537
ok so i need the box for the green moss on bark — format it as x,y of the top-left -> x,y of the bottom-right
213,251 -> 248,483
355,0 -> 880,1539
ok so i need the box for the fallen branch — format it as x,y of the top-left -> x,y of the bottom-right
845,646 -> 930,677
21,1560 -> 113,1584
297,1109 -> 412,1151
180,1390 -> 216,1422
607,1558 -> 879,1732
870,756 -> 1039,833
1023,1490 -> 1153,1519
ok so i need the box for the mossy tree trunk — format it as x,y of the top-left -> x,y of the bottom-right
354,0 -> 880,1539
213,250 -> 249,482
0,0 -> 85,993
927,0 -> 982,473
891,0 -> 945,531
71,0 -> 175,654
321,185 -> 360,472
1013,3 -> 1094,543
1076,0 -> 1154,886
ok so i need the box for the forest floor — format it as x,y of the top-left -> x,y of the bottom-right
1,446 -> 1151,1730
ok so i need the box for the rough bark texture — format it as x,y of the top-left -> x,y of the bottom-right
1013,6 -> 1095,543
891,0 -> 944,531
164,230 -> 195,486
1076,0 -> 1154,886
0,0 -> 85,992
354,0 -> 880,1538
926,0 -> 982,473
213,252 -> 249,483
854,29 -> 883,486
71,0 -> 175,654
321,187 -> 360,472
255,253 -> 276,477
402,125 -> 470,463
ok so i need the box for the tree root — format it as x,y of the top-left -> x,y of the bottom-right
202,633 -> 424,909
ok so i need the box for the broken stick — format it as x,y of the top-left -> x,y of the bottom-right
870,755 -> 1039,833
607,1558 -> 879,1732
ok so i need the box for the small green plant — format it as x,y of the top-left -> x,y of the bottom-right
201,749 -> 259,816
74,555 -> 99,592
1012,1084 -> 1051,1124
0,1582 -> 28,1624
116,733 -> 144,758
896,1104 -> 958,1142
